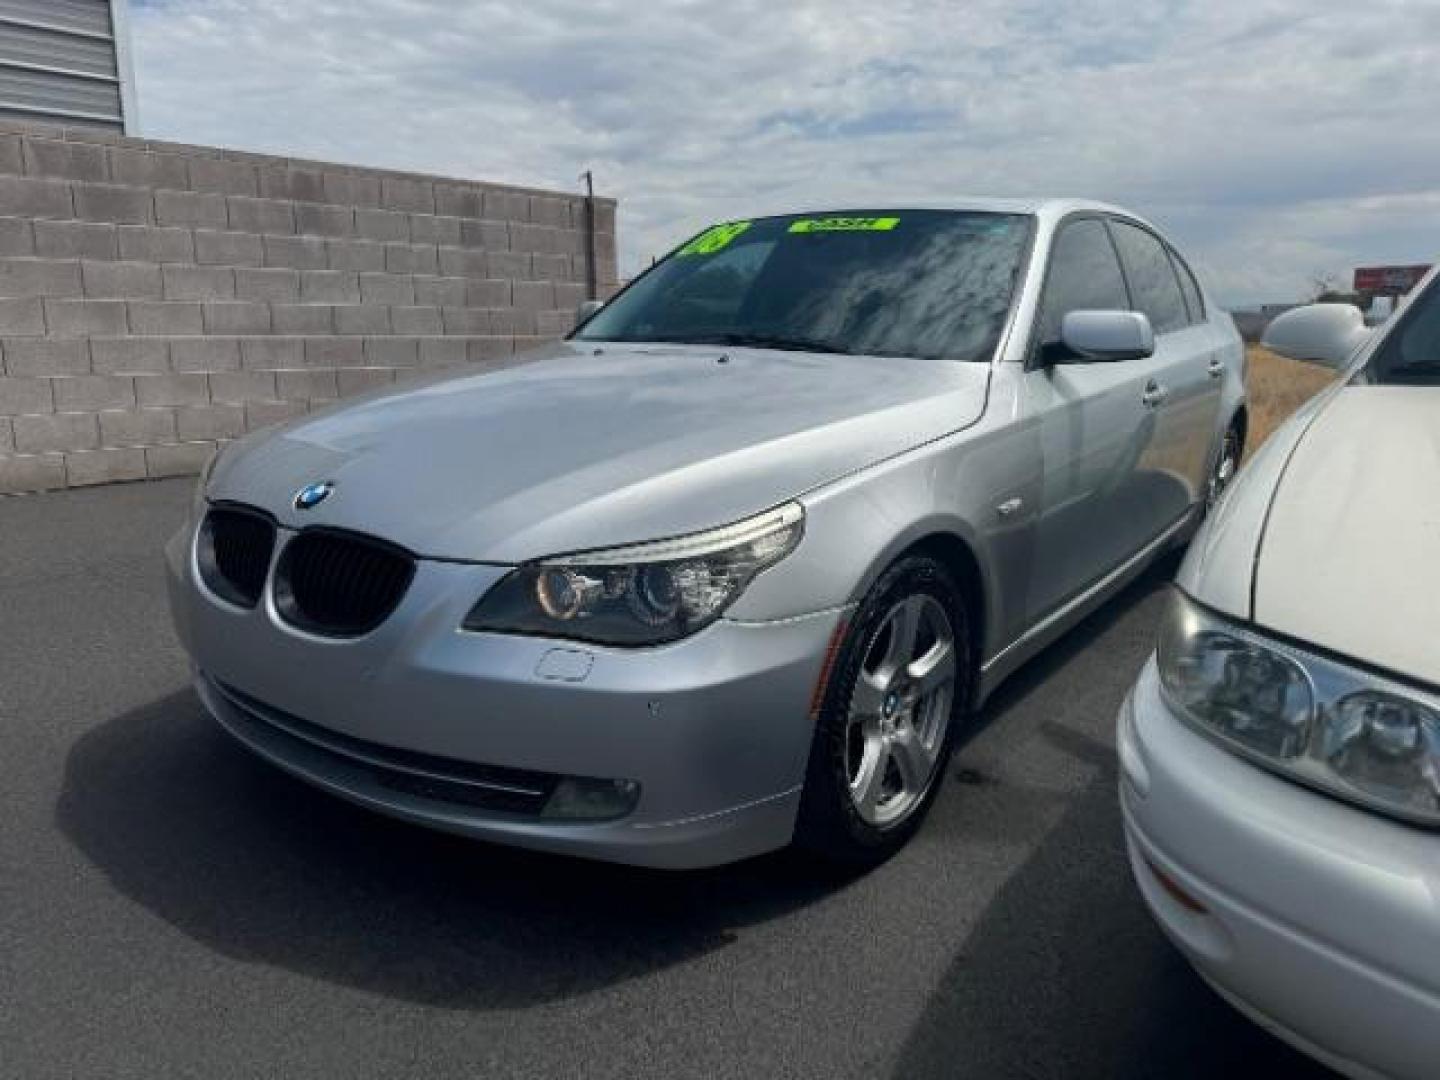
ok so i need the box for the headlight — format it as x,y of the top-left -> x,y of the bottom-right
463,503 -> 804,646
1158,589 -> 1440,826
1323,692 -> 1440,821
1157,592 -> 1314,760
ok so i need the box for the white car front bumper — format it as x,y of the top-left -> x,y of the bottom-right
1119,656 -> 1440,1080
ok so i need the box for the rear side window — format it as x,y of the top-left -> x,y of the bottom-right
1036,218 -> 1130,347
1109,221 -> 1189,334
1168,248 -> 1205,324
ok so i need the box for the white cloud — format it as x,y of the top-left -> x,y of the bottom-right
130,0 -> 1440,305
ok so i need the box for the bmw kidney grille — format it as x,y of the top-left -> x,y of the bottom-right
272,529 -> 416,638
198,505 -> 277,609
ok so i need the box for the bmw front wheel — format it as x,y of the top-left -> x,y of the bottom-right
795,556 -> 971,865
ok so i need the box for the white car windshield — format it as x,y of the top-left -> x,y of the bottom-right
575,210 -> 1033,362
1365,280 -> 1440,385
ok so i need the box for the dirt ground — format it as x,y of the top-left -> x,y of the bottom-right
1244,345 -> 1338,453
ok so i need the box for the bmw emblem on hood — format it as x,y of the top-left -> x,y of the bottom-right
294,481 -> 334,510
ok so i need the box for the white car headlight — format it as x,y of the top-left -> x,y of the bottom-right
1158,589 -> 1440,826
1157,592 -> 1314,760
463,503 -> 804,646
1323,692 -> 1440,821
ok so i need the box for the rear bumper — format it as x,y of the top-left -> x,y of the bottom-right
1120,657 -> 1440,1080
167,516 -> 841,869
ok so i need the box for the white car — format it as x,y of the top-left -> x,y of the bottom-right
1119,276 -> 1440,1079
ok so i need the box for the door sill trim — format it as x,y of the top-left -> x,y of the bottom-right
981,509 -> 1193,679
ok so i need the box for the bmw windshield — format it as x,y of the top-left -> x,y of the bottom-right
575,210 -> 1033,362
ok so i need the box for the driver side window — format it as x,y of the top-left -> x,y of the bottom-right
1035,219 -> 1130,353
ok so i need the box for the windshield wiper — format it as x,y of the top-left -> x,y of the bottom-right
679,332 -> 853,355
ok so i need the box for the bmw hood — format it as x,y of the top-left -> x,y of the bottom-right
1250,386 -> 1440,685
208,341 -> 991,563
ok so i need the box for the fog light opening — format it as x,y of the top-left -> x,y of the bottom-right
1144,855 -> 1209,915
542,777 -> 642,821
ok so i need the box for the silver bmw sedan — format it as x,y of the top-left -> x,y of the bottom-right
166,199 -> 1245,868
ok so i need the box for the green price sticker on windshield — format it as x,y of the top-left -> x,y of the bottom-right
677,221 -> 752,256
788,216 -> 900,234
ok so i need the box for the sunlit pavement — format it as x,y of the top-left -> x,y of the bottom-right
0,480 -> 1330,1078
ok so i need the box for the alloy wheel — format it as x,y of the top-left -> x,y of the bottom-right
844,594 -> 956,828
1206,427 -> 1241,511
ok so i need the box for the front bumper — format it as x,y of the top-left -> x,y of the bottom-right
166,518 -> 841,869
1120,656 -> 1440,1080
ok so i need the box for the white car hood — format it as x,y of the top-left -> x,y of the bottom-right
1253,386 -> 1440,685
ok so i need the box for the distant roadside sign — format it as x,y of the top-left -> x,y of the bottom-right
1354,265 -> 1431,293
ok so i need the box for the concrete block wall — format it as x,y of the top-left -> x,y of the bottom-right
0,123 -> 619,494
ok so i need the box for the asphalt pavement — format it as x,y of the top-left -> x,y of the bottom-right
0,478 -> 1332,1079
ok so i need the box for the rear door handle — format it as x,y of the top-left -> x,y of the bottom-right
1141,380 -> 1168,408
1207,358 -> 1225,378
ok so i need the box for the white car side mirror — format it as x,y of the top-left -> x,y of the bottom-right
1262,303 -> 1371,370
1057,310 -> 1155,363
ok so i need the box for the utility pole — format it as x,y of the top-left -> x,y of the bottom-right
580,169 -> 598,301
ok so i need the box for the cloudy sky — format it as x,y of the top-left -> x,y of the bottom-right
128,0 -> 1440,306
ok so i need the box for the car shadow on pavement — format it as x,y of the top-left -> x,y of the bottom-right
895,709 -> 1332,1078
889,551 -> 1331,1077
954,550 -> 1183,760
54,691 -> 860,1010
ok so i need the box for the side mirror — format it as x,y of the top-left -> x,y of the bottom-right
1263,303 -> 1370,370
575,299 -> 604,329
1055,310 -> 1155,363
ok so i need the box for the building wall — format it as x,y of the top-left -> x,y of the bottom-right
0,0 -> 135,132
0,122 -> 619,494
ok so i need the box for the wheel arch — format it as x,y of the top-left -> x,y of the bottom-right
907,533 -> 984,644
849,523 -> 994,684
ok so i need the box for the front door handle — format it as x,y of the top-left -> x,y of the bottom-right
1207,358 -> 1225,378
1141,380 -> 1168,408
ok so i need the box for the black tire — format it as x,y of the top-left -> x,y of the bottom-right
793,555 -> 972,866
1203,417 -> 1245,516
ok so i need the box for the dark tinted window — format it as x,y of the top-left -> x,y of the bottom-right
1169,248 -> 1205,323
576,210 -> 1032,362
657,239 -> 775,324
1110,221 -> 1189,334
1365,279 -> 1440,385
1035,218 -> 1130,346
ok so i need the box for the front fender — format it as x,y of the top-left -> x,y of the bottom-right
726,402 -> 1040,668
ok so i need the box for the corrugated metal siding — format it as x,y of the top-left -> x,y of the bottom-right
0,21 -> 118,75
0,0 -> 114,36
0,0 -> 126,130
